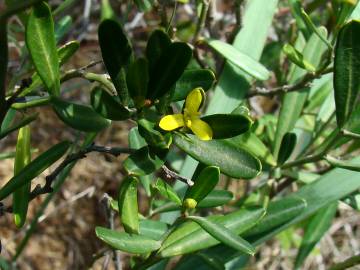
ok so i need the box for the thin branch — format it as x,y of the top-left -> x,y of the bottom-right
329,254 -> 360,270
193,0 -> 211,43
161,165 -> 194,186
341,129 -> 360,139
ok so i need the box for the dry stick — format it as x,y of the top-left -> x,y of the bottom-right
161,165 -> 194,186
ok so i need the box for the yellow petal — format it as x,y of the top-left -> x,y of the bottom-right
189,118 -> 213,140
185,88 -> 205,114
159,114 -> 185,131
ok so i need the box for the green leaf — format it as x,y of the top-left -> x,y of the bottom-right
98,19 -> 132,104
127,57 -> 149,107
139,219 -> 168,241
334,20 -> 360,127
90,87 -> 131,121
26,2 -> 60,96
146,30 -> 171,72
206,39 -> 270,81
159,207 -> 265,257
288,0 -> 311,39
282,44 -> 316,72
13,125 -> 31,228
277,132 -> 297,165
0,141 -> 70,200
128,127 -> 152,196
243,197 -> 307,237
184,166 -> 219,206
123,146 -> 164,176
12,96 -> 50,110
273,29 -> 328,159
0,17 -> 7,108
147,42 -> 192,99
100,0 -> 116,20
324,155 -> 360,172
0,113 -> 38,140
134,0 -> 154,12
138,118 -> 172,149
154,178 -> 182,205
95,227 -> 161,254
54,15 -> 72,43
118,176 -> 139,234
295,202 -> 338,269
201,114 -> 253,139
172,69 -> 216,101
186,216 -> 255,256
174,134 -> 261,179
58,40 -> 79,66
51,97 -> 111,132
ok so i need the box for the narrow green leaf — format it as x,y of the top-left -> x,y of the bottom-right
201,114 -> 252,139
159,207 -> 265,257
58,40 -> 79,66
118,176 -> 139,234
90,87 -> 131,121
207,39 -> 270,81
0,141 -> 70,200
128,127 -> 152,196
127,57 -> 149,107
277,132 -> 297,165
26,2 -> 60,95
243,197 -> 307,237
283,44 -> 316,72
295,202 -> 338,269
0,113 -> 38,140
12,96 -> 50,110
288,0 -> 311,39
0,17 -> 7,110
123,146 -> 165,176
187,216 -> 255,255
154,178 -> 182,205
324,155 -> 360,172
54,15 -> 72,42
174,134 -> 261,179
147,42 -> 192,99
172,69 -> 216,101
184,166 -> 219,207
100,0 -> 116,20
13,125 -> 31,228
95,227 -> 161,254
334,20 -> 360,127
134,0 -> 155,12
51,97 -> 111,132
98,19 -> 132,104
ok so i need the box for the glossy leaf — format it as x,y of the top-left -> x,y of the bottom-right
54,15 -> 72,42
0,113 -> 38,140
0,141 -> 70,200
324,155 -> 360,172
201,114 -> 252,139
12,96 -> 50,110
147,42 -> 192,99
184,166 -> 219,206
159,207 -> 265,257
26,2 -> 60,95
295,202 -> 338,269
243,197 -> 307,237
154,178 -> 181,205
207,39 -> 270,81
173,69 -> 216,101
98,19 -> 132,104
187,216 -> 255,255
118,176 -> 139,234
277,132 -> 297,165
123,146 -> 164,176
52,97 -> 111,132
58,40 -> 79,65
95,227 -> 161,254
90,87 -> 131,121
127,57 -> 149,107
12,126 -> 31,228
134,0 -> 154,12
283,44 -> 315,72
334,20 -> 360,127
174,134 -> 261,179
288,0 -> 311,39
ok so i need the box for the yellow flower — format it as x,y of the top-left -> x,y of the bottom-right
159,88 -> 213,140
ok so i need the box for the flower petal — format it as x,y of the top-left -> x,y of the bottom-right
189,118 -> 213,140
159,114 -> 185,131
185,88 -> 204,114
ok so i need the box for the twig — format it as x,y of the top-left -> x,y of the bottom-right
161,165 -> 194,186
193,0 -> 211,43
329,254 -> 360,270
